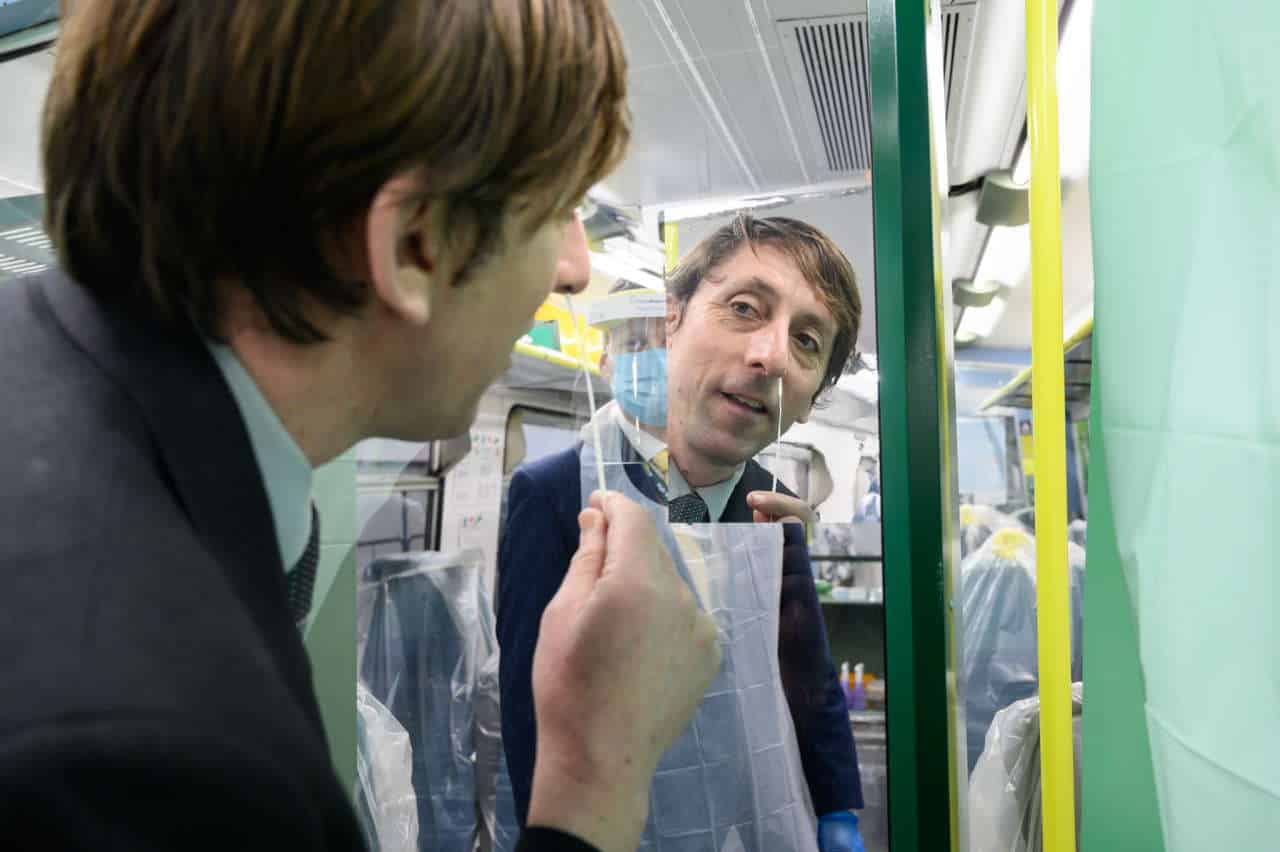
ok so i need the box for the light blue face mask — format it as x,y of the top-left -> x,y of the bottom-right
611,348 -> 667,428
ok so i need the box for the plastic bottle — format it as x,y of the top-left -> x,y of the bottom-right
840,661 -> 855,709
850,662 -> 868,711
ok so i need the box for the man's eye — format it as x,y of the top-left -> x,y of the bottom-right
796,334 -> 821,353
729,300 -> 758,318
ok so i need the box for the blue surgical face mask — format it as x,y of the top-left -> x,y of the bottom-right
611,348 -> 668,428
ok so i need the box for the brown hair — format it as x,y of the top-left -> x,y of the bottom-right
42,0 -> 630,342
667,214 -> 861,400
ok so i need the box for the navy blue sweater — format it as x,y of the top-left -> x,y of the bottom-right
496,445 -> 863,827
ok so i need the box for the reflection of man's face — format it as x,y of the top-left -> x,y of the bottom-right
599,317 -> 666,382
666,243 -> 836,482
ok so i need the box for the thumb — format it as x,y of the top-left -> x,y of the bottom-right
557,508 -> 608,603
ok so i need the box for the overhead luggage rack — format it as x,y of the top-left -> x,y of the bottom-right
980,318 -> 1093,418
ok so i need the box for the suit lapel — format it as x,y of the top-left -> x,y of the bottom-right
722,460 -> 797,523
39,273 -> 315,696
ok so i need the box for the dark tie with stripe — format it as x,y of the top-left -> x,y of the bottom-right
287,506 -> 320,627
668,492 -> 710,524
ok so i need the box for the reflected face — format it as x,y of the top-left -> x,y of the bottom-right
666,243 -> 835,476
599,317 -> 666,381
388,211 -> 589,439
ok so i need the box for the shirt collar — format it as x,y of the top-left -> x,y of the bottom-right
667,460 -> 746,523
610,402 -> 667,462
207,342 -> 314,573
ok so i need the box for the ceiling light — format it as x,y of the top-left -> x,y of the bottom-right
953,277 -> 1003,308
955,295 -> 1008,344
588,251 -> 663,291
658,194 -> 791,224
974,225 -> 1029,289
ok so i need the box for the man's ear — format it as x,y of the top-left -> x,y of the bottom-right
598,349 -> 611,380
665,294 -> 681,338
365,171 -> 435,326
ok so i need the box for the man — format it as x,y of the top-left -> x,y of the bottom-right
499,215 -> 867,850
664,214 -> 860,526
0,3 -> 719,852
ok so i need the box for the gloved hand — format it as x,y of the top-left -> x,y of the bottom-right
818,810 -> 866,852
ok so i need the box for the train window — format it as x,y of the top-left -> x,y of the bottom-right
354,438 -> 441,571
504,406 -> 580,472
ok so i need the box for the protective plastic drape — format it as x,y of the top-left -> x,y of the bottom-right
969,684 -> 1083,852
959,530 -> 1085,773
357,549 -> 518,851
1092,2 -> 1280,847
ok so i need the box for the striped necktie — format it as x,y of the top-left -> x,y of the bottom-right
287,505 -> 320,627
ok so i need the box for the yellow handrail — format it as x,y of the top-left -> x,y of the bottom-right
976,316 -> 1092,412
1026,0 -> 1077,850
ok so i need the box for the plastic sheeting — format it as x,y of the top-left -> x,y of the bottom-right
357,549 -> 518,851
959,529 -> 1085,773
969,684 -> 1083,852
356,684 -> 419,852
1091,1 -> 1280,847
959,505 -> 1023,561
577,407 -> 819,852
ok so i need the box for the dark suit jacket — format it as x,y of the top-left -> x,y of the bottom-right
496,444 -> 864,828
0,272 -> 364,849
0,271 -> 600,852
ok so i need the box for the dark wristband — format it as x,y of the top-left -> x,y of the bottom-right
516,826 -> 601,852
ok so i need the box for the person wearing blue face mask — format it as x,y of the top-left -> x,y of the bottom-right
609,344 -> 667,428
498,280 -> 680,835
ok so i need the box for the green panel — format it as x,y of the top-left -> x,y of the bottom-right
304,450 -> 359,793
1080,366 -> 1164,852
304,547 -> 358,793
867,2 -> 960,851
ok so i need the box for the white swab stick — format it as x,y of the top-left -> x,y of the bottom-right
564,294 -> 607,496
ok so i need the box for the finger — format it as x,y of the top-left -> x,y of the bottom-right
746,490 -> 801,516
556,508 -> 608,602
752,509 -> 771,523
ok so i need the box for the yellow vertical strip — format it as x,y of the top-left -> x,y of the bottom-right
663,220 -> 680,273
1026,1 -> 1077,851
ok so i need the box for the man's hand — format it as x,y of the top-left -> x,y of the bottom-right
747,490 -> 816,529
527,491 -> 721,852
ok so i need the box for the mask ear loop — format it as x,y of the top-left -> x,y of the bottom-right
632,348 -> 641,432
565,294 -> 607,496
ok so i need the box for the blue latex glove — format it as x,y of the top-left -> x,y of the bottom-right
818,810 -> 866,852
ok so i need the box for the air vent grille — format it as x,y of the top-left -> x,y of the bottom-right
794,19 -> 872,173
786,10 -> 971,175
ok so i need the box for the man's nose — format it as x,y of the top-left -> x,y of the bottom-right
745,320 -> 790,378
553,213 -> 590,295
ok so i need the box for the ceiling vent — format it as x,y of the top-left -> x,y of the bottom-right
778,6 -> 976,176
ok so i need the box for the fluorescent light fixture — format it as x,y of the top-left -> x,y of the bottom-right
1011,0 -> 1093,184
955,295 -> 1008,344
659,194 -> 789,223
588,251 -> 663,290
974,224 -> 1029,288
1012,145 -> 1031,185
924,0 -> 951,196
1057,0 -> 1094,179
